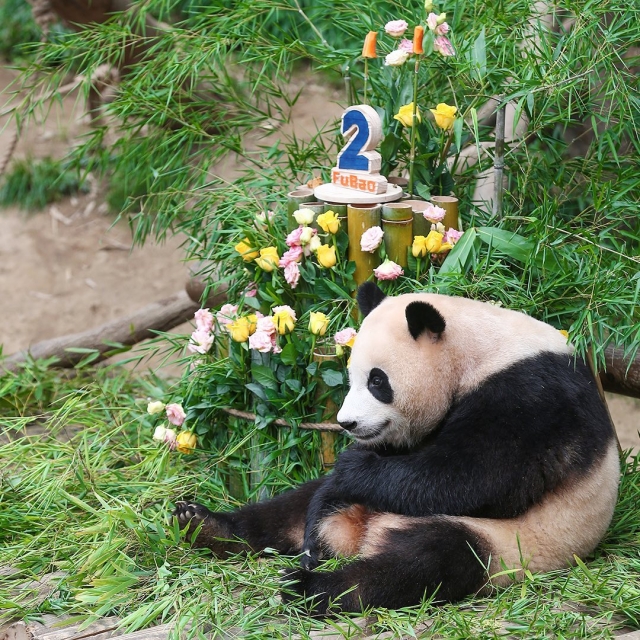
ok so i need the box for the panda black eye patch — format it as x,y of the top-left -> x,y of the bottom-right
367,368 -> 393,404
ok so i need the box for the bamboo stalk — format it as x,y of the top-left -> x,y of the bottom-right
493,102 -> 506,219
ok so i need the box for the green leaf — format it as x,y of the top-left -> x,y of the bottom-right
471,27 -> 486,80
321,369 -> 344,388
438,227 -> 479,277
279,343 -> 298,366
476,227 -> 559,271
251,364 -> 277,389
453,115 -> 463,153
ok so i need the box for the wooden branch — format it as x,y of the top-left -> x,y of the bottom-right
221,407 -> 343,432
2,286 -> 225,372
599,346 -> 640,400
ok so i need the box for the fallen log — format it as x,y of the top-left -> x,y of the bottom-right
2,281 -> 639,400
600,345 -> 640,400
2,286 -> 226,373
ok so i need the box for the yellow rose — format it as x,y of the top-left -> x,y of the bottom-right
246,314 -> 259,335
235,238 -> 259,262
316,244 -> 337,268
309,312 -> 329,336
394,102 -> 422,128
255,246 -> 280,272
272,305 -> 296,335
437,242 -> 453,254
228,317 -> 251,342
316,211 -> 341,234
412,235 -> 428,258
176,430 -> 197,454
425,230 -> 444,253
430,103 -> 457,130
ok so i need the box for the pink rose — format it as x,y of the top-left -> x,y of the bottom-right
427,12 -> 439,31
385,19 -> 408,37
433,36 -> 455,57
284,261 -> 301,288
216,304 -> 238,326
398,39 -> 414,54
244,283 -> 258,298
374,259 -> 404,281
423,203 -> 446,223
334,327 -> 357,346
188,329 -> 214,354
166,403 -> 186,427
435,21 -> 449,35
286,226 -> 304,248
249,330 -> 273,353
257,316 -> 277,336
279,245 -> 303,267
360,226 -> 384,252
164,428 -> 177,450
194,308 -> 214,333
444,228 -> 464,245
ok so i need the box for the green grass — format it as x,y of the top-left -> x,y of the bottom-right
0,157 -> 88,212
0,362 -> 639,638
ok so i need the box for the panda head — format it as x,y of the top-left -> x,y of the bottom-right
337,282 -> 457,448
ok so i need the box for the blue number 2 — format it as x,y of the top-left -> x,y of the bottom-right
336,105 -> 382,173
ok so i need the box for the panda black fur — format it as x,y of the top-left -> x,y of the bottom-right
173,282 -> 620,614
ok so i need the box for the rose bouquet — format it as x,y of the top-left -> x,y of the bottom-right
360,2 -> 461,200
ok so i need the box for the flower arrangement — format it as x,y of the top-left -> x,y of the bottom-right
147,3 -> 466,455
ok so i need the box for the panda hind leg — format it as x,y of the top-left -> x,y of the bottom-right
282,515 -> 490,614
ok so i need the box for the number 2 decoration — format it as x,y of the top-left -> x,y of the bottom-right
336,105 -> 383,173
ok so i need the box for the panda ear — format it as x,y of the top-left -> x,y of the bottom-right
405,301 -> 446,341
357,282 -> 387,317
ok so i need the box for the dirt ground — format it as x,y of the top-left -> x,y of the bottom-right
0,65 -> 638,451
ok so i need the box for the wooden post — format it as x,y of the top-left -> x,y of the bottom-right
313,345 -> 340,468
403,199 -> 431,238
347,203 -> 382,285
381,203 -> 413,267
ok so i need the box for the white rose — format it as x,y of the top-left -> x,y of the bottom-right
385,50 -> 409,67
294,208 -> 315,225
308,235 -> 322,252
299,226 -> 315,245
153,426 -> 167,441
147,400 -> 166,415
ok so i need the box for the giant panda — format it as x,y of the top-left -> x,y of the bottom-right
173,282 -> 620,614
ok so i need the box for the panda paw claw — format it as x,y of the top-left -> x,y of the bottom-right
300,548 -> 320,571
172,500 -> 214,527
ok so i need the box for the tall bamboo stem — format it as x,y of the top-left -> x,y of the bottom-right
493,102 -> 506,219
408,57 -> 420,196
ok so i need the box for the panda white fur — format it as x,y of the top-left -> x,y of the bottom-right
173,282 -> 620,614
